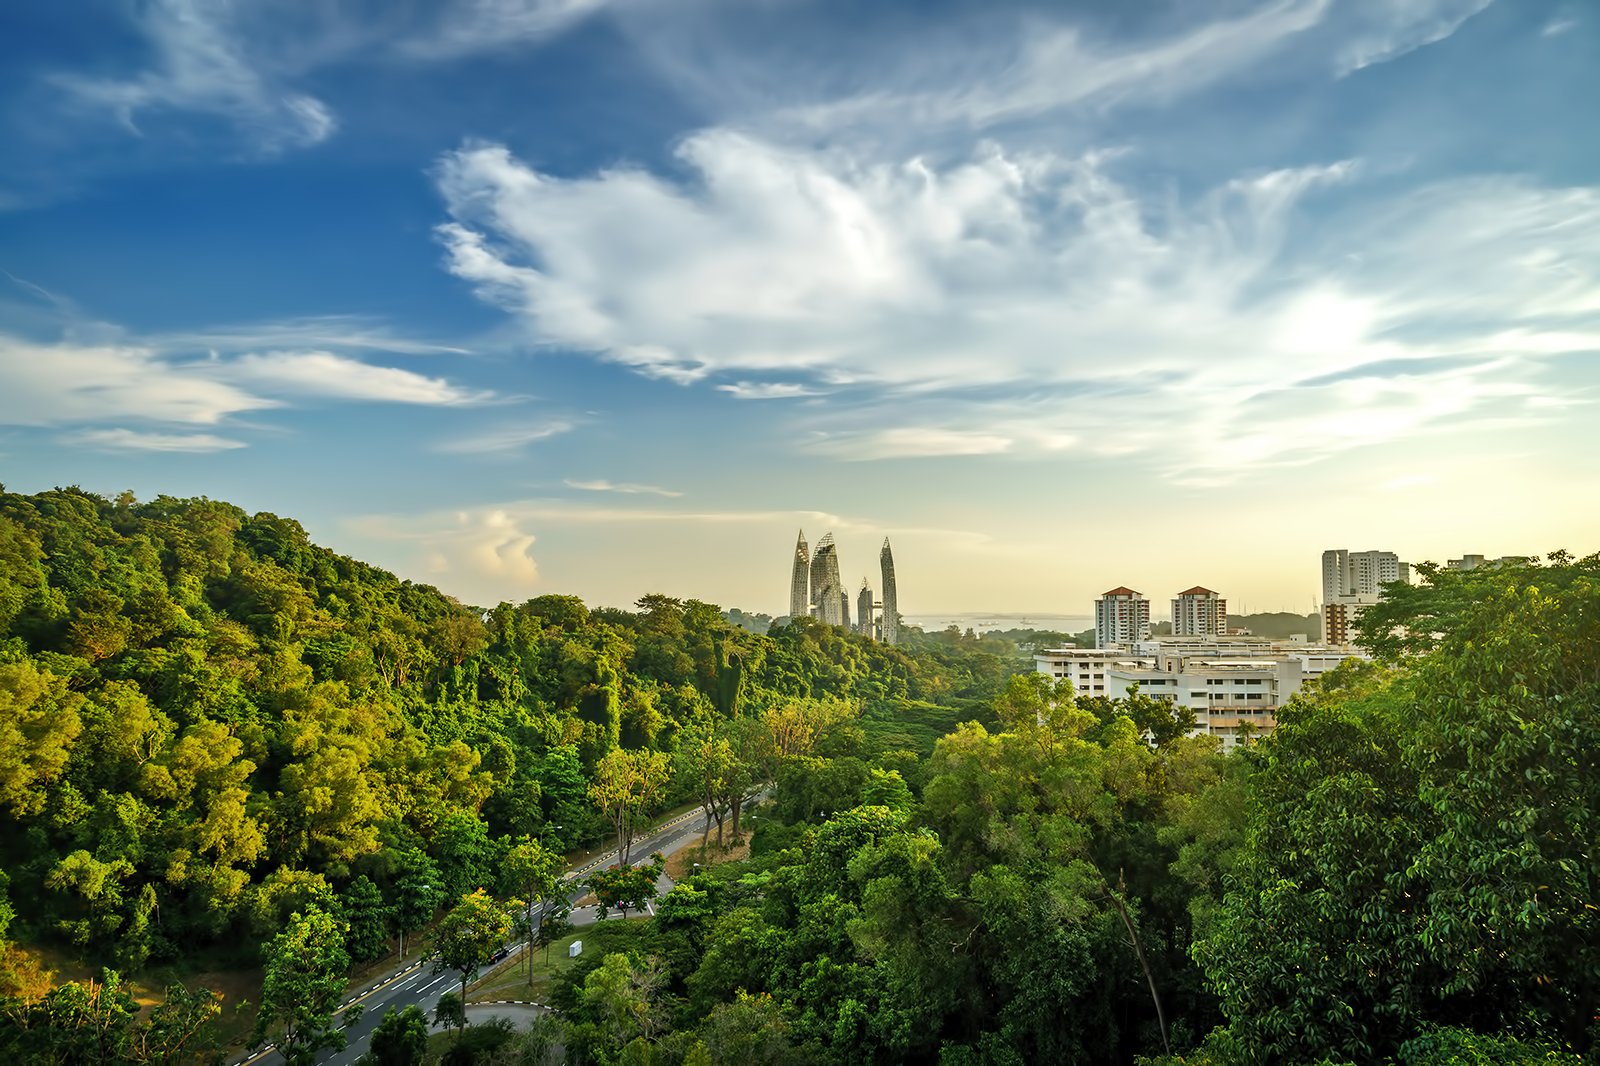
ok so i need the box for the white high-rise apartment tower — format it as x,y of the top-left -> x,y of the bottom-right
1095,587 -> 1150,648
1321,549 -> 1409,603
1172,587 -> 1227,637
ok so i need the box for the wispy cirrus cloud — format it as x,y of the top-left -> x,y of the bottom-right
228,351 -> 494,405
401,0 -> 613,59
437,421 -> 575,454
51,0 -> 336,153
716,381 -> 825,400
0,333 -> 277,427
1333,0 -> 1495,75
0,310 -> 497,448
565,479 -> 682,497
62,428 -> 247,453
40,0 -> 617,160
158,315 -> 472,357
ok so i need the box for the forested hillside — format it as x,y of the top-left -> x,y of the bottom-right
0,486 -> 1008,989
0,485 -> 1595,1065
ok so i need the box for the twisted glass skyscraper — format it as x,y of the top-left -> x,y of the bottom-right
790,530 -> 810,619
810,533 -> 846,626
880,538 -> 899,644
786,531 -> 899,640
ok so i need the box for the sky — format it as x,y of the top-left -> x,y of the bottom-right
1,0 -> 1596,618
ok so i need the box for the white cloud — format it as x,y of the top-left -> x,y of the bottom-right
811,427 -> 1017,460
771,0 -> 1333,134
716,381 -> 824,400
159,316 -> 472,356
438,421 -> 574,454
52,0 -> 337,152
1542,16 -> 1579,36
43,0 -> 616,157
436,132 -> 1600,482
61,428 -> 248,453
353,508 -> 542,597
1334,0 -> 1495,75
0,323 -> 496,443
227,351 -> 495,405
402,0 -> 612,59
0,333 -> 276,427
565,479 -> 682,497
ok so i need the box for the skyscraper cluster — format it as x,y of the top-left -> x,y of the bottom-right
788,531 -> 900,643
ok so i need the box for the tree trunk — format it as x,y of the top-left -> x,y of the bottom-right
730,793 -> 744,842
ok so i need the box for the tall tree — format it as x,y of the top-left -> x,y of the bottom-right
588,748 -> 670,866
366,1004 -> 429,1066
431,889 -> 512,1039
502,838 -> 562,986
250,908 -> 351,1065
1202,553 -> 1600,1061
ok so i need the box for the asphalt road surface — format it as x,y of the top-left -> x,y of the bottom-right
235,801 -> 737,1065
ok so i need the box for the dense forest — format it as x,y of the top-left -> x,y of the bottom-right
0,485 -> 1595,1064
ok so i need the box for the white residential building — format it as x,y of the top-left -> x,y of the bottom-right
1033,648 -> 1153,699
1171,586 -> 1227,637
1322,548 -> 1409,603
1095,587 -> 1150,648
1320,548 -> 1412,649
1447,554 -> 1530,571
1037,636 -> 1367,750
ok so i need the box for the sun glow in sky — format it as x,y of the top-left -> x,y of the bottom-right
1,0 -> 1596,616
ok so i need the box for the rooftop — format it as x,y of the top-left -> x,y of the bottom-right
1102,586 -> 1142,597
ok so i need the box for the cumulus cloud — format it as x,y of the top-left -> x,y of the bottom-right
435,131 -> 1600,481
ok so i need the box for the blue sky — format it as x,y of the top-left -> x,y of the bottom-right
1,0 -> 1596,616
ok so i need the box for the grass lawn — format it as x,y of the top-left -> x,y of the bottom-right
663,838 -> 750,881
467,919 -> 653,1005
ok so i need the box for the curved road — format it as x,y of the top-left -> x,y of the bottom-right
236,802 -> 736,1065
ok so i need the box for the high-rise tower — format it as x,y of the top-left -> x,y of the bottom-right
879,538 -> 899,644
1171,587 -> 1227,636
811,534 -> 846,626
790,531 -> 810,619
1095,587 -> 1150,647
857,580 -> 875,637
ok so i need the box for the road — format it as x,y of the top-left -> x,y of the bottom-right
235,802 -> 732,1065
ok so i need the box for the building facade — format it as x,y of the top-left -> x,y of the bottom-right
1322,548 -> 1409,602
784,531 -> 901,640
1320,547 -> 1411,648
1037,636 -> 1366,750
1447,554 -> 1530,571
810,534 -> 847,626
857,582 -> 875,637
880,538 -> 899,645
1095,587 -> 1150,648
789,530 -> 811,619
1171,586 -> 1227,637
